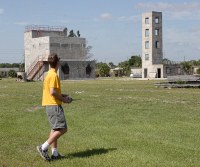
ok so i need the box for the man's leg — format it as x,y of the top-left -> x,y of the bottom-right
48,128 -> 67,157
37,105 -> 67,160
48,128 -> 67,146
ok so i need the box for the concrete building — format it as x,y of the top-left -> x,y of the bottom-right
141,11 -> 187,79
24,25 -> 95,80
142,11 -> 163,78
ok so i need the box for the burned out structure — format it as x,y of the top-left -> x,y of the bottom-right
24,25 -> 95,80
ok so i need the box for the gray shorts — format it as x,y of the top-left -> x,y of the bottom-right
46,105 -> 67,130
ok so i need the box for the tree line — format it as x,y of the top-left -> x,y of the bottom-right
96,55 -> 142,77
1,56 -> 200,78
0,63 -> 22,68
96,56 -> 200,77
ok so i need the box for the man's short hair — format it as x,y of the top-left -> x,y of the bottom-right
48,53 -> 60,68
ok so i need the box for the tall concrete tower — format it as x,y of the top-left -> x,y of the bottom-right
142,11 -> 163,78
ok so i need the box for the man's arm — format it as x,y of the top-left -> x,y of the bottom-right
50,88 -> 69,103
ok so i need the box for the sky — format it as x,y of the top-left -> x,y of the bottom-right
0,0 -> 200,64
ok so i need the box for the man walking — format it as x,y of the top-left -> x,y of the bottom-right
37,53 -> 70,161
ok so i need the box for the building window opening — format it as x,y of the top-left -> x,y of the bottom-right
145,29 -> 149,37
155,41 -> 160,48
145,41 -> 149,49
155,29 -> 159,36
145,18 -> 149,24
61,63 -> 69,74
86,64 -> 92,77
155,17 -> 159,24
145,54 -> 149,61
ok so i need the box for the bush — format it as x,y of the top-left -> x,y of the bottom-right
8,70 -> 17,78
197,68 -> 200,74
176,80 -> 187,84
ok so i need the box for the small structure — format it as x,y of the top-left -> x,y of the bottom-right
24,25 -> 95,80
17,72 -> 26,81
130,67 -> 142,78
110,67 -> 123,77
193,66 -> 200,75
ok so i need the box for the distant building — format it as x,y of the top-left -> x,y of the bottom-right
142,11 -> 164,78
141,11 -> 185,79
0,68 -> 19,77
24,25 -> 95,80
193,66 -> 200,75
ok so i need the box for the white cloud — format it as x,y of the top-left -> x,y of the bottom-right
0,8 -> 4,15
134,2 -> 200,20
100,13 -> 112,20
134,2 -> 200,12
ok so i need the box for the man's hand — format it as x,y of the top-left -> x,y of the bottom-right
62,95 -> 73,103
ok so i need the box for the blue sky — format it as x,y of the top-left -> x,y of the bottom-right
0,0 -> 200,64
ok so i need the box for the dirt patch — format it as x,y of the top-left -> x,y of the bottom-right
26,106 -> 43,112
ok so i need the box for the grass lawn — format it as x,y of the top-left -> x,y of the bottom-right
0,78 -> 200,167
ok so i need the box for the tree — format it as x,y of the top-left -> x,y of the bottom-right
197,68 -> 200,74
68,30 -> 77,37
181,62 -> 192,74
8,70 -> 17,78
118,60 -> 130,76
128,55 -> 142,67
96,62 -> 110,77
108,62 -> 116,69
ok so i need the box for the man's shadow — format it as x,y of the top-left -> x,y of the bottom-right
65,148 -> 117,159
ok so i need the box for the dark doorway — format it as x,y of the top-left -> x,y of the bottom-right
61,63 -> 70,74
144,68 -> 148,78
157,68 -> 161,78
86,64 -> 92,77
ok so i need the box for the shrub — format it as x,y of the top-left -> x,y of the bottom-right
8,70 -> 17,78
176,80 -> 187,84
197,68 -> 200,74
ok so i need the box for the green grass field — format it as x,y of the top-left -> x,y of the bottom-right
0,78 -> 200,167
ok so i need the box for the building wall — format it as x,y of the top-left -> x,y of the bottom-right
59,60 -> 95,80
24,27 -> 86,73
24,31 -> 50,72
49,37 -> 86,60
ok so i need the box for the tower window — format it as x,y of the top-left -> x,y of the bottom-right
155,17 -> 159,24
145,54 -> 149,61
155,29 -> 159,36
155,41 -> 160,48
145,41 -> 149,49
145,18 -> 149,24
145,29 -> 149,37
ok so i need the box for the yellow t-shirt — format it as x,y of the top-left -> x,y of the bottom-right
42,68 -> 62,106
